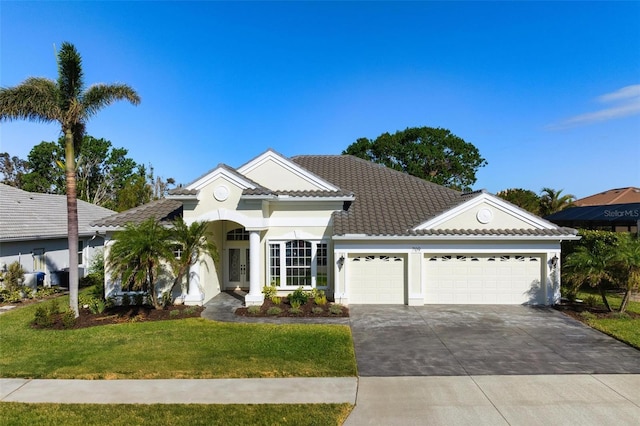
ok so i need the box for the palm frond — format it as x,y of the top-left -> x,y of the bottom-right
82,83 -> 141,118
57,42 -> 84,109
0,77 -> 60,123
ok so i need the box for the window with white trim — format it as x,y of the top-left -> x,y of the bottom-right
78,241 -> 84,266
268,240 -> 329,288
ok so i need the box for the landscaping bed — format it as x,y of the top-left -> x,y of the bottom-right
236,298 -> 348,318
31,304 -> 204,330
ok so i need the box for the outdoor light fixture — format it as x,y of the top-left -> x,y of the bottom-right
337,255 -> 345,269
550,255 -> 559,268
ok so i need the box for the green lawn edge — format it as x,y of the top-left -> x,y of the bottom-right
573,290 -> 640,349
0,402 -> 353,426
0,295 -> 357,379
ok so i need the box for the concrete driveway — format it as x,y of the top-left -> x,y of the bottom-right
349,305 -> 640,376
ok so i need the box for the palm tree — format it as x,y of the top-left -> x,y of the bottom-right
563,244 -> 616,311
613,235 -> 640,313
168,217 -> 218,302
539,187 -> 575,216
0,42 -> 140,316
107,219 -> 173,309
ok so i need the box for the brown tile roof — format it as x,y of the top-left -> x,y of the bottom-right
292,155 -> 465,235
574,187 -> 640,206
91,199 -> 183,228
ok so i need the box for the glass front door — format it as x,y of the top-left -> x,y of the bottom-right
227,247 -> 250,289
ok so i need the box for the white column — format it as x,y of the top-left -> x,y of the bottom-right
245,230 -> 264,306
183,261 -> 203,305
546,251 -> 561,305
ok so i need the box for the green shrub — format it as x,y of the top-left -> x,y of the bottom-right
105,297 -> 116,309
312,307 -> 324,314
247,305 -> 261,315
161,291 -> 172,308
121,293 -> 131,307
289,287 -> 309,306
1,261 -> 25,291
133,293 -> 145,306
36,287 -> 59,297
266,306 -> 282,316
184,307 -> 197,315
289,306 -> 303,315
61,309 -> 76,329
290,300 -> 301,309
169,309 -> 180,318
310,288 -> 325,299
329,304 -> 343,315
79,275 -> 100,288
584,295 -> 598,307
271,296 -> 282,305
3,289 -> 24,303
33,305 -> 54,328
262,285 -> 277,299
47,299 -> 61,316
314,295 -> 328,306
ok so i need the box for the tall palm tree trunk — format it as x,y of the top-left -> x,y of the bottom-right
65,129 -> 80,317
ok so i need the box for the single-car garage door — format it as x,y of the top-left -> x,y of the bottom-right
348,254 -> 406,304
425,254 -> 543,304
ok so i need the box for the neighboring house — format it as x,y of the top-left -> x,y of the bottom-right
546,187 -> 640,233
92,149 -> 578,306
0,184 -> 115,286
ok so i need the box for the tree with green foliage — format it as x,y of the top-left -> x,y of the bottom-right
168,217 -> 218,302
107,218 -> 173,309
496,188 -> 540,214
21,141 -> 65,194
562,230 -> 640,313
0,152 -> 28,188
343,126 -> 487,191
539,187 -> 575,216
0,42 -> 140,316
613,234 -> 640,313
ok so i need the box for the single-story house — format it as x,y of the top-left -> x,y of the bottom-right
92,150 -> 579,306
0,183 -> 114,286
546,187 -> 640,233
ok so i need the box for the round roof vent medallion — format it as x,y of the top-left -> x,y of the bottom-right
213,185 -> 230,201
476,208 -> 493,224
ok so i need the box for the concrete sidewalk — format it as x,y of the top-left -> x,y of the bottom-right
345,375 -> 640,426
3,375 -> 639,425
0,377 -> 357,404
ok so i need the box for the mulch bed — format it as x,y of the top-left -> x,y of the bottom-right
235,298 -> 349,318
32,305 -> 204,330
554,302 -> 640,321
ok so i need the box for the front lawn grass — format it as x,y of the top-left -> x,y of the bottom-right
0,402 -> 353,426
0,296 -> 357,379
575,289 -> 640,349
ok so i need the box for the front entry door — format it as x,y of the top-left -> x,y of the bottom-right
227,246 -> 250,289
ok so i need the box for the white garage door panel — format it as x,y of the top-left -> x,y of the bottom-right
348,255 -> 406,304
426,255 -> 542,304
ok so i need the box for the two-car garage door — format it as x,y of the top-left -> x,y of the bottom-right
347,252 -> 543,305
425,254 -> 543,304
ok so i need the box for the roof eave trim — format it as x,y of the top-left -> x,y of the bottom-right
332,234 -> 581,241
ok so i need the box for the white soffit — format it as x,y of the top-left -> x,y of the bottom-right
237,149 -> 339,191
414,192 -> 557,230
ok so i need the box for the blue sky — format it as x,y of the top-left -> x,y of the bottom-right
1,1 -> 639,199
